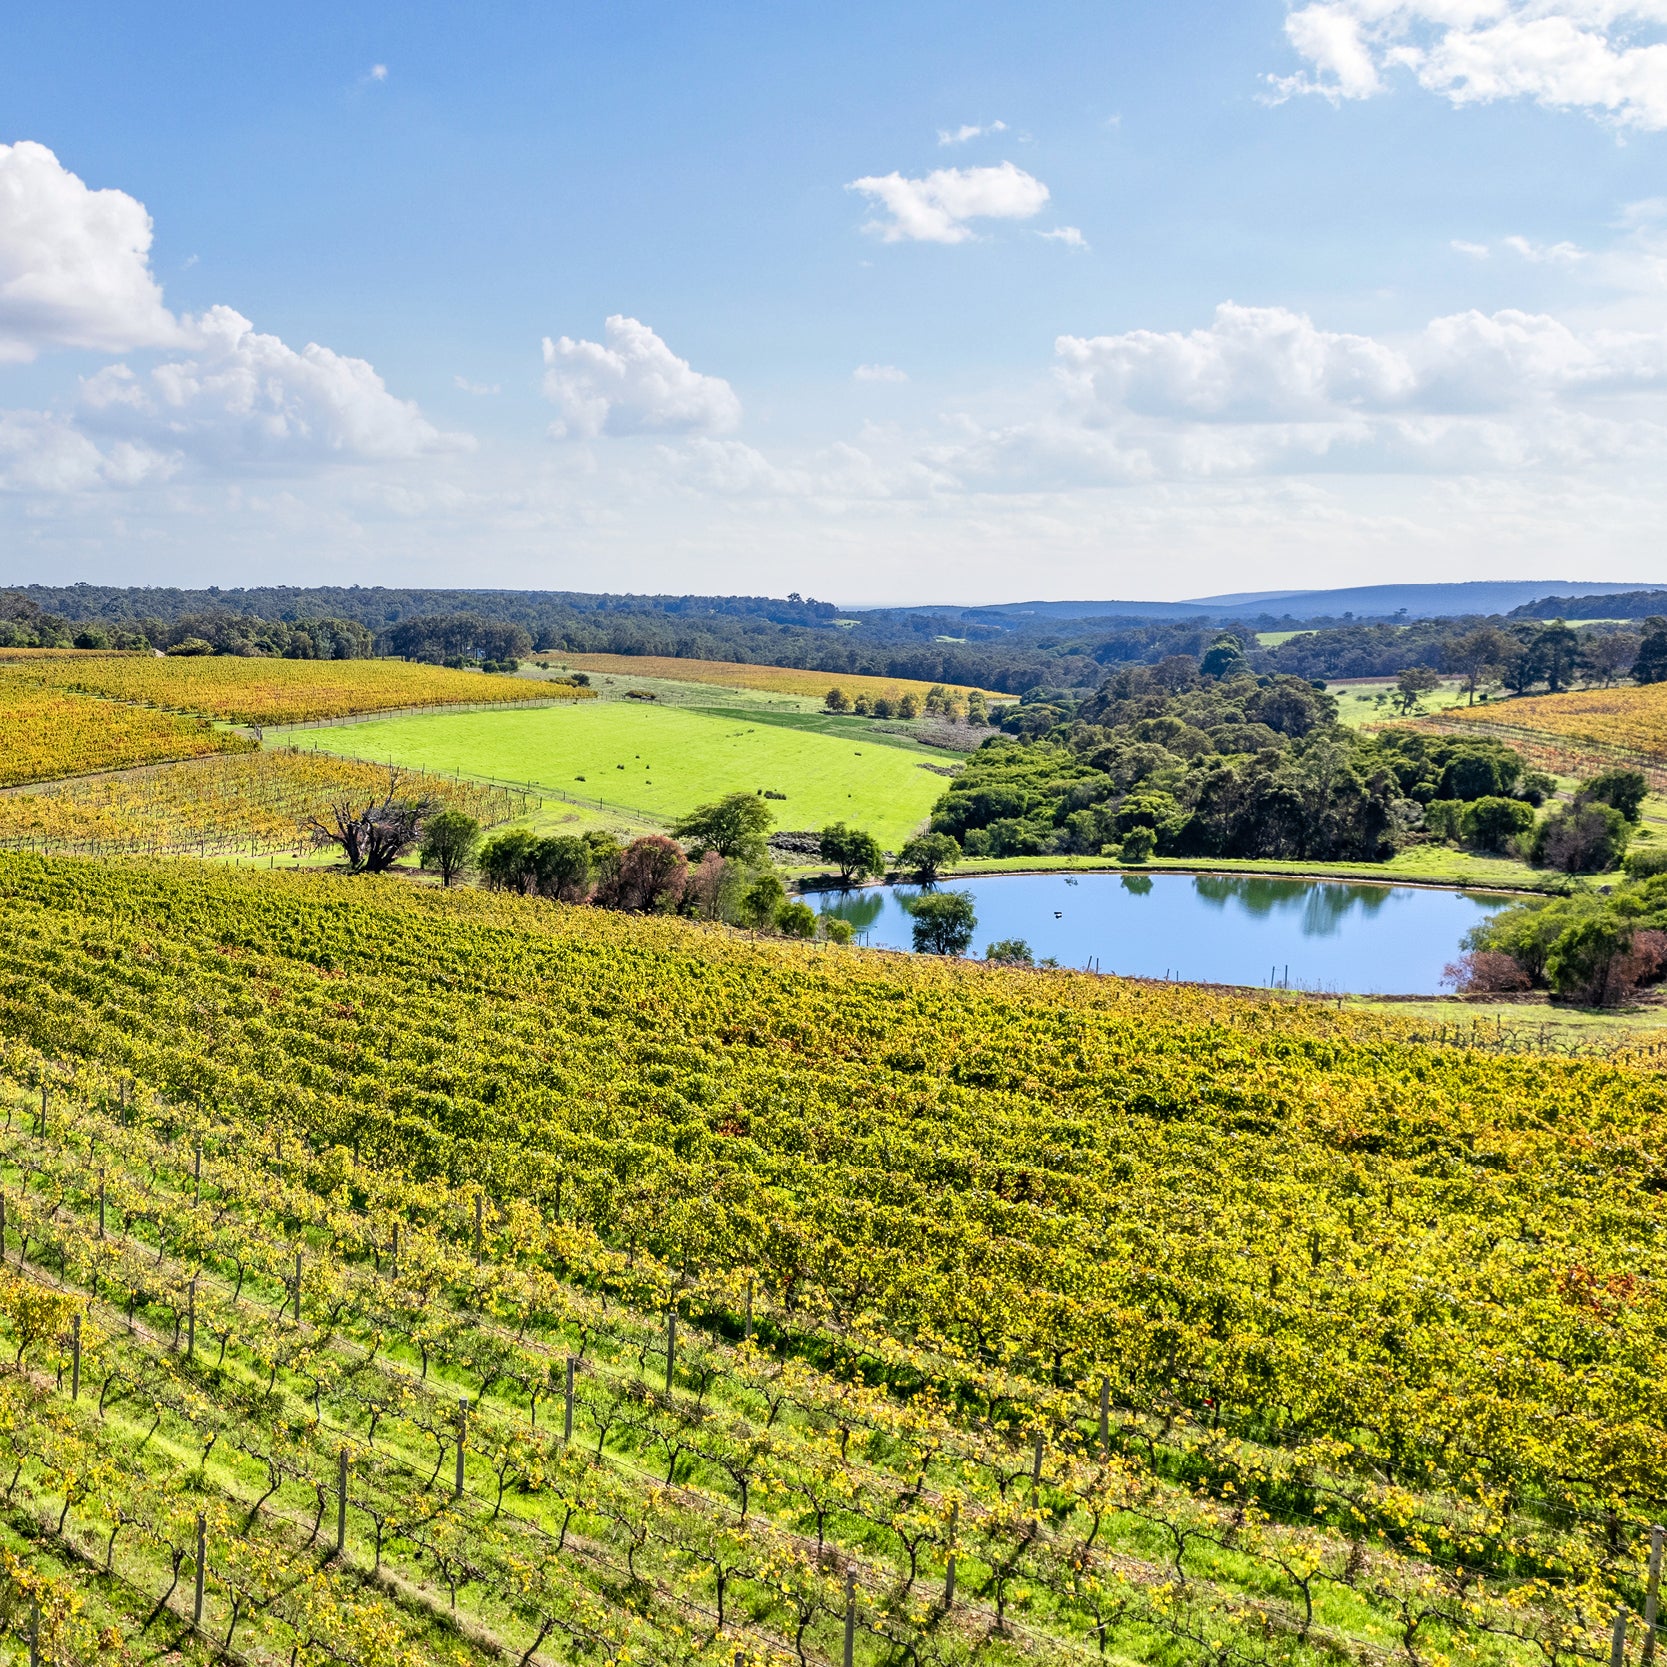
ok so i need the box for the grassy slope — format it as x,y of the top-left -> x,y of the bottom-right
294,700 -> 947,847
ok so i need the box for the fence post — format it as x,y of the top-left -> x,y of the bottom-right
745,1278 -> 753,1342
1614,1609 -> 1630,1667
1643,1525 -> 1664,1667
71,1312 -> 81,1400
666,1305 -> 676,1395
1,1191 -> 7,1265
38,1083 -> 46,1136
564,1357 -> 575,1444
193,1513 -> 206,1629
97,1171 -> 105,1240
390,1221 -> 399,1279
475,1194 -> 484,1264
1098,1376 -> 1110,1460
186,1279 -> 196,1359
944,1503 -> 958,1609
1032,1429 -> 1044,1487
455,1397 -> 468,1497
843,1569 -> 856,1667
28,1596 -> 39,1667
337,1448 -> 348,1557
293,1251 -> 302,1324
192,1144 -> 201,1207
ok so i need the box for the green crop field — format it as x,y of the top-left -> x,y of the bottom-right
295,700 -> 950,847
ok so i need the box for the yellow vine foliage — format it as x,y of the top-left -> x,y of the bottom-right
0,679 -> 253,787
1437,682 -> 1667,763
0,749 -> 529,856
0,655 -> 595,727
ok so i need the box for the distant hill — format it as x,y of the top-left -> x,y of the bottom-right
955,581 -> 1649,624
1507,589 -> 1667,621
1185,580 -> 1646,619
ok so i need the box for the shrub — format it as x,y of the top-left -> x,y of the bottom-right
1459,796 -> 1535,853
1422,800 -> 1464,843
1119,826 -> 1157,864
1623,843 -> 1667,879
986,938 -> 1034,966
819,915 -> 855,944
776,900 -> 818,939
1442,950 -> 1532,993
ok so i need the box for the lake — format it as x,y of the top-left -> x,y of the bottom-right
816,872 -> 1513,995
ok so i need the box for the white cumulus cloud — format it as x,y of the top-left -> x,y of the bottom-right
76,305 -> 470,465
1271,2 -> 1667,130
846,162 -> 1050,244
1038,225 -> 1089,249
938,120 -> 1008,145
854,363 -> 909,382
0,140 -> 186,363
541,316 -> 741,438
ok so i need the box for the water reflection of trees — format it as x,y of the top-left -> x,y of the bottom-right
821,891 -> 886,931
1120,874 -> 1153,896
1190,877 -> 1396,938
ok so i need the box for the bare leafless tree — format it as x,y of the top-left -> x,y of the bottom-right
303,767 -> 436,873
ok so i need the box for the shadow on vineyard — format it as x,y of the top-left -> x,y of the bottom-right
0,852 -> 1660,1666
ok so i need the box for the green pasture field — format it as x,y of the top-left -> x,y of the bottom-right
1333,676 -> 1471,727
293,700 -> 950,848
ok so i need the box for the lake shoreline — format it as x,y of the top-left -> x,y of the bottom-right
795,859 -> 1549,899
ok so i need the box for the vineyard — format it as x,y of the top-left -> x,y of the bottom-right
1431,687 -> 1667,785
0,658 -> 594,728
0,682 -> 254,789
0,854 -> 1661,1665
550,654 -> 1003,704
0,751 -> 533,859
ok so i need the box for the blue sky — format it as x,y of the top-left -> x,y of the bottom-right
2,1 -> 1665,603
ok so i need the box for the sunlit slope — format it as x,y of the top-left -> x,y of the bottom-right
296,699 -> 948,845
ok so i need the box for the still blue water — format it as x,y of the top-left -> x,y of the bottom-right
818,873 -> 1513,995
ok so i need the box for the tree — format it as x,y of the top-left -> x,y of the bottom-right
1578,767 -> 1648,822
1392,665 -> 1442,716
818,823 -> 885,886
1544,917 -> 1638,1005
1119,826 -> 1157,863
478,830 -> 539,892
1531,802 -> 1630,874
740,871 -> 787,929
418,810 -> 481,886
1200,634 -> 1249,679
604,835 -> 687,913
908,890 -> 976,956
1443,626 -> 1513,704
986,938 -> 1033,966
531,834 -> 593,901
1533,621 -> 1580,693
304,769 -> 435,873
899,832 -> 961,885
964,692 -> 989,726
896,692 -> 921,720
672,793 -> 774,862
1458,796 -> 1534,853
824,686 -> 852,713
1581,630 -> 1641,688
1633,624 -> 1667,685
